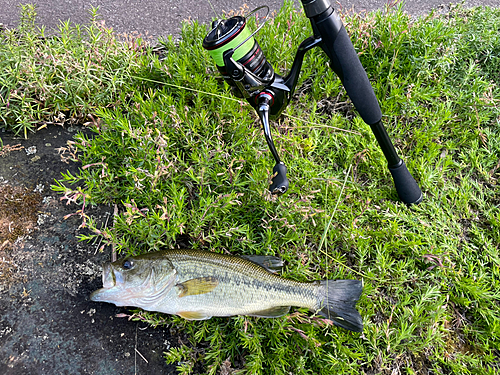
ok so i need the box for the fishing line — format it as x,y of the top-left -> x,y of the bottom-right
129,75 -> 244,103
318,164 -> 351,255
205,0 -> 221,19
317,164 -> 371,280
130,76 -> 361,136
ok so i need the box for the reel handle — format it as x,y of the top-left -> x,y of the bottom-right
258,92 -> 289,195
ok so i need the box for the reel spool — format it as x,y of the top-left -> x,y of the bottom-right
202,15 -> 273,94
202,7 -> 274,98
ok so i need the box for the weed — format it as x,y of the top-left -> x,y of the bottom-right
0,4 -> 146,137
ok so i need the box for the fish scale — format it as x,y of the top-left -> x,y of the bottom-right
167,250 -> 319,315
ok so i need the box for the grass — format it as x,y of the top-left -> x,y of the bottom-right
0,4 -> 146,138
3,1 -> 500,374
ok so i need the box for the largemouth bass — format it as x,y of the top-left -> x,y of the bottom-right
90,249 -> 363,332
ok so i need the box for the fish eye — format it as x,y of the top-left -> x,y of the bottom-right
122,259 -> 134,270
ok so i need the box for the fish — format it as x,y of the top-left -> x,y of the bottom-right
90,249 -> 363,332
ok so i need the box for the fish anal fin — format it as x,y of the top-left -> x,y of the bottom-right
248,306 -> 290,318
176,276 -> 218,297
241,255 -> 283,274
178,311 -> 211,320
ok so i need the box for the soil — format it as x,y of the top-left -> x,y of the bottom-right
0,126 -> 177,374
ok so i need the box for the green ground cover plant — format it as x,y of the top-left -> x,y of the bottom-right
0,4 -> 145,137
3,1 -> 500,374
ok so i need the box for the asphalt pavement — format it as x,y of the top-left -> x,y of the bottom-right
0,0 -> 498,40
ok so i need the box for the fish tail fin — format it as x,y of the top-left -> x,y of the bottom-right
317,280 -> 363,332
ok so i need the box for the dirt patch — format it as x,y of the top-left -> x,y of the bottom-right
0,184 -> 42,287
0,185 -> 41,244
0,126 -> 177,374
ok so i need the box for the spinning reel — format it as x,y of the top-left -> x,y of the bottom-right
202,0 -> 423,204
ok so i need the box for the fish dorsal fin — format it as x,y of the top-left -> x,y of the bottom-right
176,276 -> 219,297
240,255 -> 283,274
247,306 -> 290,318
177,311 -> 211,320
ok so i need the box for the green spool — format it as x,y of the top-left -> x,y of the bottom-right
203,16 -> 256,67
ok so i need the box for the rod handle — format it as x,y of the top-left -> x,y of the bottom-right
316,19 -> 382,125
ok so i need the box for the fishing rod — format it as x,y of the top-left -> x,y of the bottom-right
202,0 -> 423,204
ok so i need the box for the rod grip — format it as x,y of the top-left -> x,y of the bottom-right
389,160 -> 423,204
309,8 -> 423,204
316,22 -> 382,125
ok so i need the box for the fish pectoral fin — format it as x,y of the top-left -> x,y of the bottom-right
178,311 -> 211,320
176,276 -> 219,297
247,306 -> 290,318
240,255 -> 283,274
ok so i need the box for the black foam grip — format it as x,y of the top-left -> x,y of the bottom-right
317,24 -> 382,125
389,161 -> 423,204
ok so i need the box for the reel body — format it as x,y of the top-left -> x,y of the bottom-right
202,0 -> 422,204
202,11 -> 290,119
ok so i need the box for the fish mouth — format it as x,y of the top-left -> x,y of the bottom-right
102,263 -> 115,288
90,263 -> 116,302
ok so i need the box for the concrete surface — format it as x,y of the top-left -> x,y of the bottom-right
0,127 -> 178,374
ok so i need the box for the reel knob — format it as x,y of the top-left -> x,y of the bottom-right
270,162 -> 289,195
